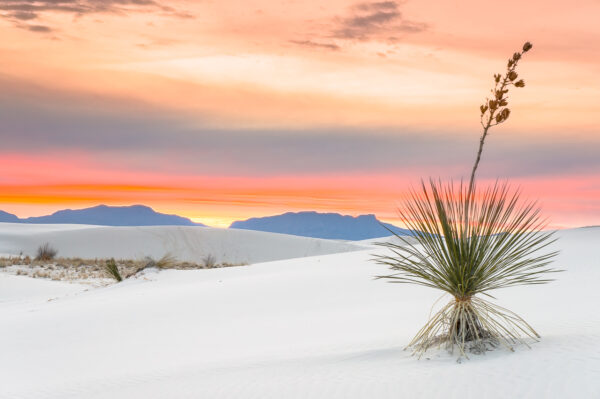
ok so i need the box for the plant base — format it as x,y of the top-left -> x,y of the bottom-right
407,296 -> 540,359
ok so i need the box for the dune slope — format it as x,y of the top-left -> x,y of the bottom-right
0,227 -> 599,398
0,223 -> 364,264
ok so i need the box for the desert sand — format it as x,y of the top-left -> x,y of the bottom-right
1,224 -> 599,398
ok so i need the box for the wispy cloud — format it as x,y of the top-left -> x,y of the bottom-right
10,9 -> 36,20
332,1 -> 427,41
0,0 -> 192,33
1,76 -> 598,179
289,39 -> 341,51
27,23 -> 52,32
290,1 -> 427,51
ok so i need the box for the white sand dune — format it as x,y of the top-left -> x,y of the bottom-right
1,227 -> 599,398
356,234 -> 417,246
0,273 -> 87,305
0,223 -> 365,264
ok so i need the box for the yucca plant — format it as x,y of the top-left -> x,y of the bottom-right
376,42 -> 560,358
104,258 -> 123,282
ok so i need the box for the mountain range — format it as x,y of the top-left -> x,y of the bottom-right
0,205 -> 201,227
230,211 -> 410,240
0,206 -> 409,239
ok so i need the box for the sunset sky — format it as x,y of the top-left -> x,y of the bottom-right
1,0 -> 599,227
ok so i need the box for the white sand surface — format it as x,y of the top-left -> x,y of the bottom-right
1,227 -> 599,398
0,222 -> 364,264
0,273 -> 88,305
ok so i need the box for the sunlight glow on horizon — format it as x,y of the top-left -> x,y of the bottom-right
1,172 -> 597,229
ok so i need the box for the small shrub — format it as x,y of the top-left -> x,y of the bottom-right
104,258 -> 122,282
202,254 -> 217,268
35,243 -> 57,261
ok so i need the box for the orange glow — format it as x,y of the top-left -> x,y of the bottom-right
0,154 -> 597,228
0,0 -> 598,228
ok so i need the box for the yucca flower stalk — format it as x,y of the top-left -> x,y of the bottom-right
469,41 -> 531,192
376,42 -> 560,358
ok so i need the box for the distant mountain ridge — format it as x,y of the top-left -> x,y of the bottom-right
0,210 -> 20,223
0,207 -> 410,239
0,205 -> 202,227
229,211 -> 410,240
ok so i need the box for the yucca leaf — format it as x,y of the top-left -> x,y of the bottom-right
375,180 -> 560,297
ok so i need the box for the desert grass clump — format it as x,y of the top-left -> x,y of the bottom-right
155,253 -> 177,269
376,42 -> 561,358
134,253 -> 178,275
104,258 -> 123,282
35,243 -> 57,261
142,253 -> 178,269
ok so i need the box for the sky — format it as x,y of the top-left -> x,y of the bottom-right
0,0 -> 599,228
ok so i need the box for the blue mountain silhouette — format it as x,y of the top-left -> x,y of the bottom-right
0,210 -> 20,223
229,211 -> 410,240
0,205 -> 201,226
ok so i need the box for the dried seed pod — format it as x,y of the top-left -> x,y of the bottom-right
523,42 -> 533,52
508,71 -> 518,81
514,79 -> 525,88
